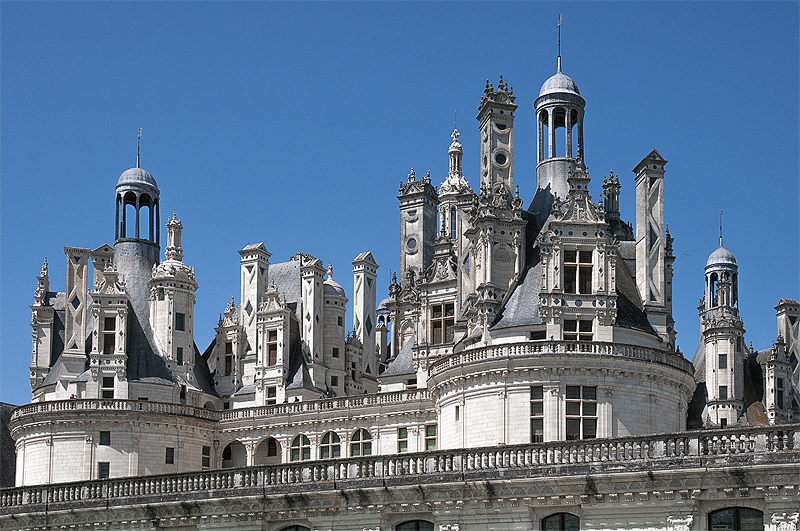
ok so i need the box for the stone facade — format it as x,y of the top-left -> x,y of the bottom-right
3,56 -> 800,530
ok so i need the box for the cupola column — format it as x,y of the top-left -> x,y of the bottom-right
548,110 -> 555,158
565,109 -> 572,158
135,193 -> 140,239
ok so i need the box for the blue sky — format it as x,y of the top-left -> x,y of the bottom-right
1,2 -> 798,405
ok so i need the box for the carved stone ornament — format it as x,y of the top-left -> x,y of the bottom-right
666,515 -> 693,531
772,513 -> 800,531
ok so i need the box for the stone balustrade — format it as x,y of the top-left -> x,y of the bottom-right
1,424 -> 795,513
430,340 -> 694,375
9,389 -> 431,428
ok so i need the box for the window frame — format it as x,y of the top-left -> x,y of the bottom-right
563,249 -> 593,295
565,385 -> 597,440
290,434 -> 311,461
430,302 -> 455,344
320,431 -> 341,459
350,428 -> 372,457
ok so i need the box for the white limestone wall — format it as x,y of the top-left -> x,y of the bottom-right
430,344 -> 694,449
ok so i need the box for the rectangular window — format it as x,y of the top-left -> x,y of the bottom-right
431,303 -> 455,344
101,376 -> 114,399
531,386 -> 544,443
350,361 -> 357,381
719,385 -> 728,401
455,405 -> 459,421
175,313 -> 185,332
398,427 -> 408,453
718,353 -> 727,370
338,316 -> 343,327
530,330 -> 547,340
98,462 -> 110,479
332,347 -> 340,358
565,385 -> 597,440
176,347 -> 184,366
268,330 -> 278,366
165,447 -> 175,464
266,386 -> 277,405
225,355 -> 233,376
405,377 -> 417,389
777,378 -> 784,408
99,431 -> 110,446
158,288 -> 165,301
201,446 -> 211,469
564,250 -> 593,295
425,425 -> 437,451
563,319 -> 593,342
331,375 -> 339,388
103,333 -> 115,355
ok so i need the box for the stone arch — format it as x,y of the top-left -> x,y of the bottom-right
255,436 -> 281,465
221,440 -> 246,468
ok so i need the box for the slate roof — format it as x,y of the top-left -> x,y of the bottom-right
381,333 -> 416,377
491,263 -> 543,330
270,260 -> 302,305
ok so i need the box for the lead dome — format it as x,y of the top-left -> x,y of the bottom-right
117,167 -> 158,189
539,66 -> 580,96
706,245 -> 737,267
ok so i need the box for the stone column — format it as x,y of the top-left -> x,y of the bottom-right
134,193 -> 140,239
565,109 -> 572,159
548,109 -> 555,158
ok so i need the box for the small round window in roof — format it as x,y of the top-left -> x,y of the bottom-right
495,153 -> 507,165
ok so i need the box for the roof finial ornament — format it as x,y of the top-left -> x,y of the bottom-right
454,110 -> 457,130
137,128 -> 142,168
719,209 -> 723,247
327,263 -> 333,280
557,14 -> 564,73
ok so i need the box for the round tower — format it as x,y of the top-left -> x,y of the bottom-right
534,57 -> 586,201
701,244 -> 745,427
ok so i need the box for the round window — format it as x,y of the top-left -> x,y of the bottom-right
407,238 -> 417,250
495,153 -> 507,165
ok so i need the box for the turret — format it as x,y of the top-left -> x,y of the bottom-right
398,169 -> 439,282
700,243 -> 745,428
150,213 -> 198,386
476,76 -> 517,194
29,259 -> 54,389
352,252 -> 379,385
534,58 -> 585,202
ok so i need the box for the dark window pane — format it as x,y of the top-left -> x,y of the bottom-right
583,386 -> 597,400
566,401 -> 581,416
583,402 -> 597,416
531,401 -> 543,416
566,386 -> 580,399
531,386 -> 543,400
579,251 -> 592,263
583,418 -> 597,439
564,251 -> 577,263
566,419 -> 580,440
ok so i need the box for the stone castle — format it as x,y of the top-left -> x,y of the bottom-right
2,56 -> 798,531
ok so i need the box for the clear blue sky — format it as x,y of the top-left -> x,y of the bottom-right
1,2 -> 798,406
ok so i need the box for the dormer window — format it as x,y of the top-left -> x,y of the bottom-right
431,303 -> 455,344
564,250 -> 592,294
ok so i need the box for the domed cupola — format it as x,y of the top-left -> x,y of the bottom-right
115,163 -> 161,246
534,56 -> 587,202
704,242 -> 739,313
539,61 -> 581,97
324,265 -> 346,298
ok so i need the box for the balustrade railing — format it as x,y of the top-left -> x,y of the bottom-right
430,340 -> 694,375
9,389 -> 432,427
1,425 -> 796,511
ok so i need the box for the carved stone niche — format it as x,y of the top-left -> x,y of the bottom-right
666,515 -> 693,531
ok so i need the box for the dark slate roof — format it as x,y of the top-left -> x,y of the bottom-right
233,385 -> 256,396
285,339 -> 320,392
270,260 -> 302,306
492,263 -> 544,330
124,305 -> 174,384
613,258 -> 658,336
382,333 -> 416,377
618,242 -> 637,276
686,381 -> 706,429
70,370 -> 92,383
0,403 -> 16,487
692,343 -> 706,382
37,357 -> 68,389
192,343 -> 218,396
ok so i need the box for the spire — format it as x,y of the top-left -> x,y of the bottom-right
137,128 -> 142,169
719,209 -> 723,247
557,14 -> 563,72
165,212 -> 184,262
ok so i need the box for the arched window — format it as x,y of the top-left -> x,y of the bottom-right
542,512 -> 580,531
708,507 -> 763,530
290,434 -> 311,461
320,431 -> 341,459
396,521 -> 434,531
350,428 -> 372,456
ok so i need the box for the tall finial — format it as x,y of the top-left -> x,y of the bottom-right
557,14 -> 564,72
719,209 -> 723,247
137,128 -> 142,168
454,110 -> 457,130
